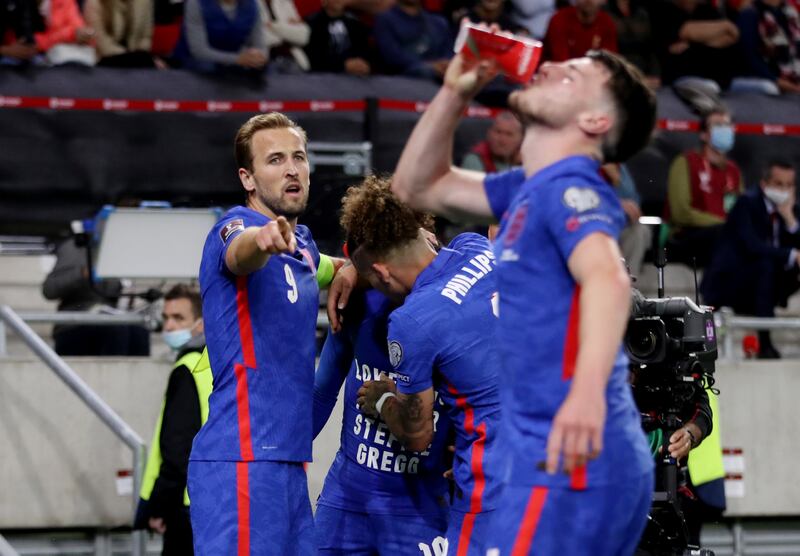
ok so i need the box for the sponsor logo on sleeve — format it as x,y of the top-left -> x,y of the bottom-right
388,340 -> 403,368
219,219 -> 245,244
562,186 -> 600,212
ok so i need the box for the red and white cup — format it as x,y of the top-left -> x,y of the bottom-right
453,22 -> 543,84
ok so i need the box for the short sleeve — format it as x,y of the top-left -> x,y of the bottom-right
211,212 -> 251,273
543,179 -> 625,262
484,168 -> 526,221
387,311 -> 437,395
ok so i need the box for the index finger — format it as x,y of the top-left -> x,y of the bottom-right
545,424 -> 564,475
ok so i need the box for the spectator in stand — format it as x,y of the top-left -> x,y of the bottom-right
603,162 -> 652,276
374,0 -> 452,79
701,159 -> 800,359
543,0 -> 618,61
170,0 -> 269,73
84,0 -> 160,66
0,0 -> 43,63
736,0 -> 800,94
606,0 -> 660,88
34,0 -> 97,65
464,0 -> 525,34
263,0 -> 311,73
305,0 -> 370,75
665,107 -> 743,266
461,111 -> 523,173
508,0 -> 554,38
650,0 -> 740,92
151,0 -> 184,58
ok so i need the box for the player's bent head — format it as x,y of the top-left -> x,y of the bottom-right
235,112 -> 308,172
586,50 -> 656,163
340,175 -> 434,288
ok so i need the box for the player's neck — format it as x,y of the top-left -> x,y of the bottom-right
247,197 -> 298,229
521,128 -> 601,177
389,240 -> 438,294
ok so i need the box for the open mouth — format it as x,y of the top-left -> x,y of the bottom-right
284,183 -> 303,195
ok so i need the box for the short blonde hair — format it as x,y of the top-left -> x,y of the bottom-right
234,113 -> 308,172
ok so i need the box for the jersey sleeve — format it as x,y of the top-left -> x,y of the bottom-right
313,327 -> 353,438
387,311 -> 437,395
543,179 -> 625,262
483,167 -> 526,221
210,211 -> 253,273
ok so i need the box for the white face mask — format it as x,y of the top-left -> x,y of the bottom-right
764,187 -> 791,206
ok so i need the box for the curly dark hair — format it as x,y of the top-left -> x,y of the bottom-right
340,175 -> 435,259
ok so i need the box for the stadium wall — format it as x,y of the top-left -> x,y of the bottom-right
0,357 -> 796,528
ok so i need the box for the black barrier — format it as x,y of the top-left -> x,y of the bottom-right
1,66 -> 798,237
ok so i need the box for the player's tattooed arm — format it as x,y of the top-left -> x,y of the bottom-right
358,375 -> 435,452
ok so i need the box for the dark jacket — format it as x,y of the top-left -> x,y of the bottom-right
305,10 -> 370,73
701,187 -> 800,307
135,335 -> 205,528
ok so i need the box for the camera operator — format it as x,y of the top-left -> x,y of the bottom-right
628,288 -> 723,554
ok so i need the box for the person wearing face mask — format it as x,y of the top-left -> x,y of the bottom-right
665,107 -> 744,266
701,159 -> 800,359
135,283 -> 209,555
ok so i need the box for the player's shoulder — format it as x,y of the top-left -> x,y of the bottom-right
484,166 -> 526,188
295,223 -> 314,243
545,161 -> 620,210
446,232 -> 491,253
388,300 -> 433,341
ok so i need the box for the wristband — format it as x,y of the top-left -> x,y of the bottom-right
686,428 -> 697,448
375,392 -> 397,415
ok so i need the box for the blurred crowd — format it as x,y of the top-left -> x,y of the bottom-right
1,0 -> 798,95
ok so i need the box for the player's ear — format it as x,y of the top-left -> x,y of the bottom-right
577,110 -> 612,137
371,262 -> 392,286
239,168 -> 256,193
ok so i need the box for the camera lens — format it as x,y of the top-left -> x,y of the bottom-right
629,329 -> 658,360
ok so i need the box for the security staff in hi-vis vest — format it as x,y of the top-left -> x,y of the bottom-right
135,284 -> 211,556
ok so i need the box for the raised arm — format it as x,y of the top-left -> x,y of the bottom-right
392,55 -> 500,224
225,216 -> 296,275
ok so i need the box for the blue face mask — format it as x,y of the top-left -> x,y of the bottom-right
162,328 -> 192,350
710,125 -> 735,153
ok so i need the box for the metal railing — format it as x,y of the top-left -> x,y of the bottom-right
0,306 -> 146,556
715,308 -> 800,360
0,533 -> 19,556
0,312 -> 152,357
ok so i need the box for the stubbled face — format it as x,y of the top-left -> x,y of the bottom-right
162,298 -> 200,333
487,116 -> 523,160
509,58 -> 612,132
241,127 -> 310,219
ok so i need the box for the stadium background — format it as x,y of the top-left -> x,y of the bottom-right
1,64 -> 800,555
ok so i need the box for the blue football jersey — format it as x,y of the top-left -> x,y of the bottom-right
484,156 -> 653,489
389,233 -> 503,515
192,206 -> 321,462
315,290 -> 452,516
